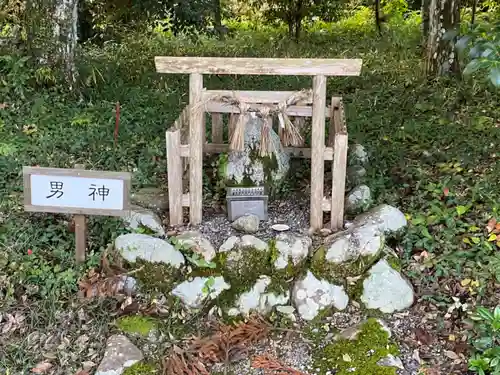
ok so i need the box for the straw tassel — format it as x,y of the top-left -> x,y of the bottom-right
276,101 -> 303,147
259,107 -> 273,157
229,103 -> 250,152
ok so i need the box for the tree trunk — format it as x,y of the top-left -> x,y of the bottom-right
421,0 -> 430,40
213,0 -> 223,38
425,0 -> 461,76
471,0 -> 477,26
53,0 -> 78,88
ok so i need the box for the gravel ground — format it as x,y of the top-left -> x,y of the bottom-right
186,194 -> 317,250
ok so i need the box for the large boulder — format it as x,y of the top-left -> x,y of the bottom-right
292,271 -> 349,321
218,116 -> 290,190
311,223 -> 384,280
353,204 -> 407,234
115,233 -> 184,268
361,259 -> 414,313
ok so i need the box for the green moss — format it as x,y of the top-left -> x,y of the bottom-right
132,258 -> 182,294
123,362 -> 158,375
346,276 -> 366,301
214,239 -> 302,315
116,315 -> 157,336
311,246 -> 378,285
385,254 -> 402,272
268,237 -> 311,296
313,318 -> 399,375
304,308 -> 341,345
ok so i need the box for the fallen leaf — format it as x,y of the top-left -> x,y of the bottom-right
444,350 -> 460,360
342,353 -> 352,362
448,334 -> 456,341
460,279 -> 471,287
31,361 -> 52,374
487,218 -> 497,233
74,371 -> 89,375
0,103 -> 7,109
414,327 -> 433,345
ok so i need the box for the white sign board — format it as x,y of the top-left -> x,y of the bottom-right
23,167 -> 131,216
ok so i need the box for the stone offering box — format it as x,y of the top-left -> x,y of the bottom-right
156,56 -> 362,231
226,186 -> 268,221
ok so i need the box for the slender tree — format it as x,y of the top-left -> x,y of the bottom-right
53,0 -> 79,88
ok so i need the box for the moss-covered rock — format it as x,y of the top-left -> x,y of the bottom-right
214,235 -> 306,317
292,271 -> 349,321
132,258 -> 183,294
217,116 -> 290,192
228,275 -> 289,316
310,224 -> 384,283
116,315 -> 157,336
313,318 -> 399,375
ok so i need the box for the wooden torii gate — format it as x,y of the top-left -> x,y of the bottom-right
155,56 -> 362,231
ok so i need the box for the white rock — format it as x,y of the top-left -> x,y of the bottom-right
240,235 -> 268,251
219,236 -> 240,252
349,143 -> 368,165
175,231 -> 216,261
123,205 -> 165,236
345,185 -> 371,213
353,204 -> 407,234
274,233 -> 312,269
232,214 -> 260,233
293,271 -> 348,321
324,223 -> 384,264
115,234 -> 184,267
172,276 -> 230,309
232,275 -> 289,316
271,224 -> 290,232
361,259 -> 414,313
95,334 -> 143,375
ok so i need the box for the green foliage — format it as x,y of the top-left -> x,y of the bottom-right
455,19 -> 500,87
252,0 -> 343,40
468,306 -> 500,375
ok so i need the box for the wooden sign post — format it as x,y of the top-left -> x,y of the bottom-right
23,166 -> 131,263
